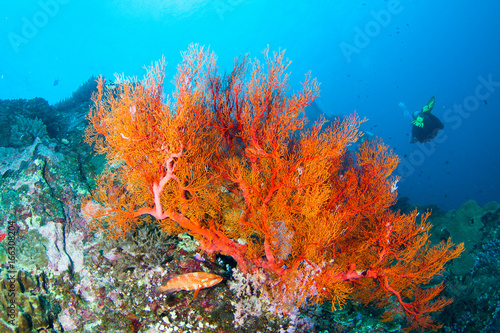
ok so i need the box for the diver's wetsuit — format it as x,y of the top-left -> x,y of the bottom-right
410,110 -> 444,143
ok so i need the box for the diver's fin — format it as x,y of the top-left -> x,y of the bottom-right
422,96 -> 435,113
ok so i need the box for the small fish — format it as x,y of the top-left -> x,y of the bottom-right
53,79 -> 59,86
0,233 -> 5,242
156,272 -> 223,298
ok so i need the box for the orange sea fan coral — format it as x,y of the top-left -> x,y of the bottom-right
83,44 -> 463,331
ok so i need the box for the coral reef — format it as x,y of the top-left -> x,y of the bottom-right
53,75 -> 98,113
0,69 -> 498,332
428,200 -> 499,276
0,112 -> 93,332
9,115 -> 49,148
428,201 -> 500,332
0,79 -> 97,150
0,269 -> 60,333
83,45 -> 463,331
0,98 -> 52,146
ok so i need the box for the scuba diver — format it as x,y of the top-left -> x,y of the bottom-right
400,96 -> 444,143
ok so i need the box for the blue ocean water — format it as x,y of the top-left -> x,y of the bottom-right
1,0 -> 499,211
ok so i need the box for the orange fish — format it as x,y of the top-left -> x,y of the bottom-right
0,233 -> 6,242
156,272 -> 223,299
